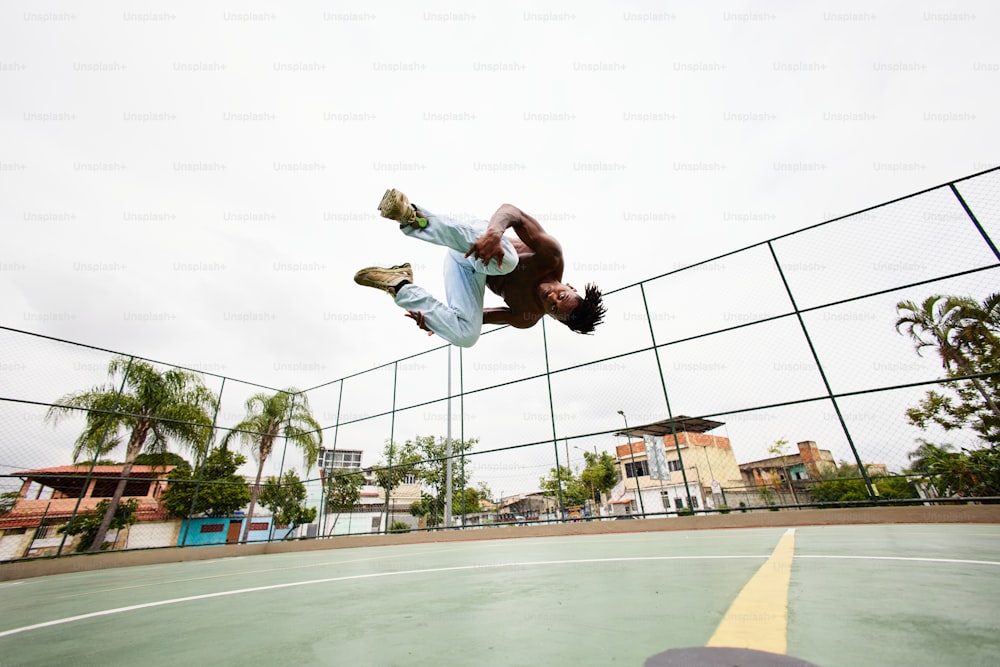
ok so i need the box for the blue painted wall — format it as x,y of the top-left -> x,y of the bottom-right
178,516 -> 294,546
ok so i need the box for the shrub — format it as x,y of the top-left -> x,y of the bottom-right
388,521 -> 411,533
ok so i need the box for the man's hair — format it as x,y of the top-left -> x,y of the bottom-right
564,283 -> 606,334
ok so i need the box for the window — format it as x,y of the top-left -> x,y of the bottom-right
320,449 -> 363,470
624,461 -> 649,478
403,473 -> 416,485
667,460 -> 683,472
674,497 -> 685,510
690,496 -> 699,509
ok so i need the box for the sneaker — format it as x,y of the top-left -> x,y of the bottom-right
353,263 -> 413,297
377,189 -> 427,228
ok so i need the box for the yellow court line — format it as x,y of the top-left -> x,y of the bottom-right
706,528 -> 795,654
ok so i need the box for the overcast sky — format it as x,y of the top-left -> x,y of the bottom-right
2,1 -> 998,493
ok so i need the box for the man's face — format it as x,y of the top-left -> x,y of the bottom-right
544,283 -> 580,321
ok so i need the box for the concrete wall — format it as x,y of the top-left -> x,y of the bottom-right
2,505 -> 999,582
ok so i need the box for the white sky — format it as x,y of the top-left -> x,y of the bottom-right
2,1 -> 998,494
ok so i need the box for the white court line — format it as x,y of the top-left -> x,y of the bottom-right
0,555 -> 768,639
2,552 -> 998,639
798,555 -> 1000,566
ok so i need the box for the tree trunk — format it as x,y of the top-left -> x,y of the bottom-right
969,376 -> 1000,423
241,457 -> 266,543
89,427 -> 146,552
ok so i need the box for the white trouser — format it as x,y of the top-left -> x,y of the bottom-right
392,205 -> 519,347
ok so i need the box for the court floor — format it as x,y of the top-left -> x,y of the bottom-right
0,524 -> 998,666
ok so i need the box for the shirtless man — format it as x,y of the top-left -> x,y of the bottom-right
354,189 -> 606,347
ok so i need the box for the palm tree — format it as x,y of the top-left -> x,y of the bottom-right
221,389 -> 321,543
46,356 -> 217,552
895,294 -> 1000,421
907,440 -> 975,496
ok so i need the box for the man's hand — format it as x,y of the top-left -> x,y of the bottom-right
464,229 -> 505,268
405,310 -> 435,336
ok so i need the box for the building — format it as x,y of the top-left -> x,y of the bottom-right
496,492 -> 560,522
609,417 -> 744,516
0,464 -> 174,559
310,448 -> 424,535
738,440 -> 837,489
739,442 -> 887,504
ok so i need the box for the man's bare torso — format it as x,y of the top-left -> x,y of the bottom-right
485,237 -> 563,326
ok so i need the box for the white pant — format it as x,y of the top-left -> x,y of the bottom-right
392,205 -> 519,347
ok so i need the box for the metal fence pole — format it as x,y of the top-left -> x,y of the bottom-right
459,347 -> 467,527
767,241 -> 876,499
385,362 -> 398,534
56,355 -> 135,557
270,391 -> 297,543
640,283 -> 695,512
541,319 -> 566,520
950,182 -> 1000,262
179,376 -> 227,548
445,346 -> 454,528
322,379 -> 344,538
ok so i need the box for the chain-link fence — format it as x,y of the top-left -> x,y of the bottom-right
2,167 -> 998,561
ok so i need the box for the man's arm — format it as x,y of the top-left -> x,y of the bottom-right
483,307 -> 538,329
465,204 -> 562,268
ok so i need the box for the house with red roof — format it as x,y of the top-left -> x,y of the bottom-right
0,464 -> 174,559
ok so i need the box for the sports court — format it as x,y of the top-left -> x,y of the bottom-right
1,517 -> 998,666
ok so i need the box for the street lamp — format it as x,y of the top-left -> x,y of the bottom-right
617,410 -> 646,516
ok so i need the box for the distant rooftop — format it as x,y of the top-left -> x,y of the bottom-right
616,415 -> 724,438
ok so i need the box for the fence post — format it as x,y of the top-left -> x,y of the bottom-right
56,355 -> 135,557
384,362 -> 398,534
949,182 -> 1000,262
639,283 -> 695,513
179,376 -> 227,548
541,319 -> 566,520
767,241 -> 876,500
322,379 -> 345,537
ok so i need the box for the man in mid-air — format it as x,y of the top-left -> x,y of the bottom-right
354,189 -> 606,347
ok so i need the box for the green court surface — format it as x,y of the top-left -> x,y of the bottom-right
0,524 -> 997,666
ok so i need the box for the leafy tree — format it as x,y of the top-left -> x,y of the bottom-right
372,439 -> 421,532
809,461 -> 917,504
409,492 -> 442,527
411,435 -> 477,519
896,294 -> 1000,445
767,438 -> 799,504
259,469 -> 317,534
539,465 -> 589,508
907,440 -> 1000,497
378,435 -> 477,529
410,487 -> 482,527
0,491 -> 19,516
578,451 -> 620,504
221,389 -> 322,543
46,357 -> 216,552
454,487 -> 483,514
324,468 -> 366,533
58,498 -> 140,552
160,448 -> 251,518
134,451 -> 192,471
